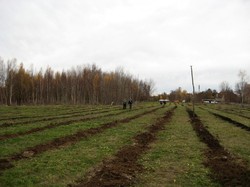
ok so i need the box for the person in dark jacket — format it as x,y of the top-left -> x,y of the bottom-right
128,98 -> 133,109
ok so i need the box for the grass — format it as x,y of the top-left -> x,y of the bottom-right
0,105 -> 81,119
0,105 -> 114,127
195,107 -> 250,164
0,105 -> 158,158
202,104 -> 250,125
0,106 -> 120,136
0,103 -> 249,186
136,105 -> 219,187
0,106 -> 168,186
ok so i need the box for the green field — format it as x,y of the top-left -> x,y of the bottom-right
0,103 -> 249,186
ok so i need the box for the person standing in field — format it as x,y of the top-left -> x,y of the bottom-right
128,98 -> 133,109
163,100 -> 166,106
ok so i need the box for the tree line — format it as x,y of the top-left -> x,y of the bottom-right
156,70 -> 250,104
0,57 -> 153,105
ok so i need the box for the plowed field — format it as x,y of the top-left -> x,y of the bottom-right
0,103 -> 249,186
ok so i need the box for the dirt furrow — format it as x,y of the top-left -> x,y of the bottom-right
0,107 -> 161,174
0,110 -> 124,141
214,108 -> 250,120
0,108 -> 89,124
201,106 -> 250,120
69,107 -> 176,187
0,107 -> 115,128
187,109 -> 250,186
209,112 -> 250,131
0,106 -> 152,141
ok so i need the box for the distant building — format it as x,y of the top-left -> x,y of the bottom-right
159,99 -> 169,105
202,97 -> 224,104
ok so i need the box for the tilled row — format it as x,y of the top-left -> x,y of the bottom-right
69,106 -> 176,187
199,107 -> 250,132
0,109 -> 127,141
209,111 -> 250,131
0,106 -> 93,123
187,109 -> 250,186
0,106 -> 153,141
219,108 -> 250,120
0,106 -> 162,174
0,106 -> 119,128
201,106 -> 250,120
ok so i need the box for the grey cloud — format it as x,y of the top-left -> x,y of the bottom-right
0,0 -> 249,94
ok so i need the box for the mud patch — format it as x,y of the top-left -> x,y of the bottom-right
0,159 -> 13,172
70,107 -> 175,187
187,109 -> 250,186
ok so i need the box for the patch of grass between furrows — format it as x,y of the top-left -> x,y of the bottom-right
0,107 -> 169,186
187,107 -> 250,186
0,110 -> 115,136
200,105 -> 250,126
0,105 -> 96,122
69,107 -> 176,187
0,105 -> 150,136
0,105 -> 160,158
195,107 -> 250,165
136,106 -> 218,187
207,104 -> 250,118
0,106 -> 136,140
0,105 -> 121,131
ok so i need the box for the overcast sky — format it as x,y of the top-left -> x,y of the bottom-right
0,0 -> 249,94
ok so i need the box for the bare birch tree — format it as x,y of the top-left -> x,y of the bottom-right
236,70 -> 247,106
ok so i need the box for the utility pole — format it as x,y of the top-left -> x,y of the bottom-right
190,66 -> 195,117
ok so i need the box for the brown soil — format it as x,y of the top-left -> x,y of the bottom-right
187,109 -> 250,186
69,107 -> 175,187
0,107 -> 161,174
0,159 -> 13,172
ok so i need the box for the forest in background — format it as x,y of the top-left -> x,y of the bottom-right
1,57 -> 249,106
0,58 -> 154,105
155,71 -> 250,104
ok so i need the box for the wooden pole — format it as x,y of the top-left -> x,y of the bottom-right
190,66 -> 195,117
